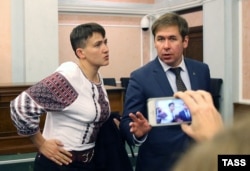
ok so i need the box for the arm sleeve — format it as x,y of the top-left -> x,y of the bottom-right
120,71 -> 148,145
10,72 -> 78,136
133,134 -> 147,146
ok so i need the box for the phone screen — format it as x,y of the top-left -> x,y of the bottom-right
148,97 -> 192,126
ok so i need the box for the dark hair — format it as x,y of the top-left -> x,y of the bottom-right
70,23 -> 106,57
168,102 -> 174,107
151,12 -> 189,40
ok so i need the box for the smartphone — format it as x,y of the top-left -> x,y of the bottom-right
147,97 -> 192,126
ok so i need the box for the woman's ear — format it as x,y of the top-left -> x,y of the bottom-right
76,48 -> 86,59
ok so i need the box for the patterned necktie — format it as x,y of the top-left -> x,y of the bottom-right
169,67 -> 187,91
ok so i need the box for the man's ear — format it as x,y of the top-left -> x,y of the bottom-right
183,35 -> 189,48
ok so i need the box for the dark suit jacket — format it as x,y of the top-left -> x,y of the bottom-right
120,57 -> 210,171
177,109 -> 192,121
94,113 -> 133,171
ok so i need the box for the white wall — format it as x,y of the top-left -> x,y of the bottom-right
11,0 -> 59,82
203,0 -> 240,125
11,0 -> 25,82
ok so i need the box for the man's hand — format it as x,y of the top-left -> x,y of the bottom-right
129,111 -> 152,138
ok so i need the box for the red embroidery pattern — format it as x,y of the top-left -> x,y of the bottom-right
26,72 -> 78,111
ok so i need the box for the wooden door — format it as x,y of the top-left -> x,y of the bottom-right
184,26 -> 203,62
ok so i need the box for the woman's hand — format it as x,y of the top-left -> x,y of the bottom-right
30,132 -> 72,165
39,139 -> 72,165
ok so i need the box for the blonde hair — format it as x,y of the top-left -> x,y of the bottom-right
172,114 -> 250,171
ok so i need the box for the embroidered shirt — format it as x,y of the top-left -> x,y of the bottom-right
10,61 -> 110,151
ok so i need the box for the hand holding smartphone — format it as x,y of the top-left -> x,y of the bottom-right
147,97 -> 192,126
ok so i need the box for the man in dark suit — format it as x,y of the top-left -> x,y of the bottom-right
176,103 -> 192,122
120,12 -> 211,171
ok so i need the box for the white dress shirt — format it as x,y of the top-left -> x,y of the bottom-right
158,57 -> 191,92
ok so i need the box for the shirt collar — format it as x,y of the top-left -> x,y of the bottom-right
157,56 -> 187,72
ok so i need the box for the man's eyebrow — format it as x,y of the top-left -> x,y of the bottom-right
156,34 -> 177,37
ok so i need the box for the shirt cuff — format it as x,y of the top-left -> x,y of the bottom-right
133,134 -> 147,146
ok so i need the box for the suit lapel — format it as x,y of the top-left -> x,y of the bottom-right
184,59 -> 199,90
152,58 -> 174,95
150,58 -> 201,95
